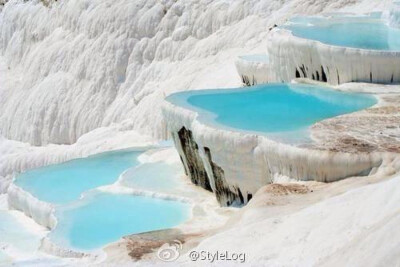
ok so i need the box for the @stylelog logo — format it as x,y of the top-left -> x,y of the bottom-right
157,240 -> 182,262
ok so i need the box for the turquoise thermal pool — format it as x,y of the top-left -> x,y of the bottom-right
49,192 -> 190,250
166,83 -> 377,135
12,148 -> 191,251
14,149 -> 143,204
283,15 -> 400,51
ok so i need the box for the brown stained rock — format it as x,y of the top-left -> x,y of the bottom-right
311,96 -> 400,154
124,229 -> 201,261
263,184 -> 309,196
366,106 -> 400,115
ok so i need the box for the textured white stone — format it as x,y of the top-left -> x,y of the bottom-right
234,55 -> 272,85
162,97 -> 387,205
267,28 -> 400,85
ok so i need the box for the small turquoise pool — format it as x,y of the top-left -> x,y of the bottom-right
49,192 -> 190,250
14,149 -> 143,204
283,15 -> 400,51
166,84 -> 376,135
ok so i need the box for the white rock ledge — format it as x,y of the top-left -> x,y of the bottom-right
162,98 -> 385,206
267,29 -> 400,85
235,55 -> 272,86
7,183 -> 57,229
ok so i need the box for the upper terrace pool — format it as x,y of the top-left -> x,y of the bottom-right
166,84 -> 376,138
283,15 -> 400,51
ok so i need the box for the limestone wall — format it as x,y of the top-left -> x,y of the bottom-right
162,99 -> 384,206
267,29 -> 400,85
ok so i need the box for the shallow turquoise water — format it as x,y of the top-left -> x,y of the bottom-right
121,162 -> 183,193
15,150 -> 143,204
49,192 -> 190,250
167,84 -> 376,135
284,15 -> 400,51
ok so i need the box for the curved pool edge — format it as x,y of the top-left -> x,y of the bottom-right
267,28 -> 400,85
7,183 -> 57,230
162,88 -> 391,206
234,54 -> 272,86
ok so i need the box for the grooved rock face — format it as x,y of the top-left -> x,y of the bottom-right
0,0 -> 374,145
177,127 -> 212,192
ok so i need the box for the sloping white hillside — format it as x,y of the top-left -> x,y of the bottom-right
0,0 -> 390,145
181,159 -> 400,265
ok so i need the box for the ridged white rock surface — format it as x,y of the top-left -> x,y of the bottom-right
0,0 -> 389,146
267,28 -> 400,85
7,183 -> 56,229
162,99 -> 386,205
234,55 -> 272,85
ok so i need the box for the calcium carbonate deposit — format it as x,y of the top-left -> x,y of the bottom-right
1,0 -> 399,265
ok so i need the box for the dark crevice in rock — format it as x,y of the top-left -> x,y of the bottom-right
300,65 -> 307,78
295,69 -> 300,78
321,66 -> 327,82
312,74 -> 315,80
241,75 -> 251,86
391,74 -> 394,83
204,147 -> 240,206
336,69 -> 340,84
247,193 -> 253,202
177,127 -> 212,192
237,187 -> 244,204
370,72 -> 373,82
316,71 -> 320,81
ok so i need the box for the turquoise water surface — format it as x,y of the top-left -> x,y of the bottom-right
120,162 -> 183,193
283,15 -> 400,51
14,149 -> 143,204
166,84 -> 376,135
49,192 -> 190,250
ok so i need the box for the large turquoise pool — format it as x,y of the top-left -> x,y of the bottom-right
49,192 -> 190,250
166,84 -> 376,135
283,15 -> 400,51
12,148 -> 191,251
14,150 -> 143,204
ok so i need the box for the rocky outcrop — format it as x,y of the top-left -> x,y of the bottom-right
162,86 -> 394,207
174,127 -> 212,192
235,55 -> 272,86
268,29 -> 400,85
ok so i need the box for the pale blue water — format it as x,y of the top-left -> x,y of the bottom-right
120,162 -> 183,193
239,54 -> 269,63
49,192 -> 190,250
14,149 -> 143,204
166,84 -> 376,135
283,15 -> 400,51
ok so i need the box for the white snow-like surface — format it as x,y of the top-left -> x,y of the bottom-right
181,167 -> 400,266
0,0 -> 390,145
0,0 -> 398,265
268,27 -> 400,85
234,54 -> 272,85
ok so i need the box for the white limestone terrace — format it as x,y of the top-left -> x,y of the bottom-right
268,12 -> 400,85
162,81 -> 400,206
234,54 -> 272,86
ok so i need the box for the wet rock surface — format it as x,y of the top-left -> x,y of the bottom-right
311,94 -> 400,153
176,127 -> 212,192
204,147 -> 243,206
